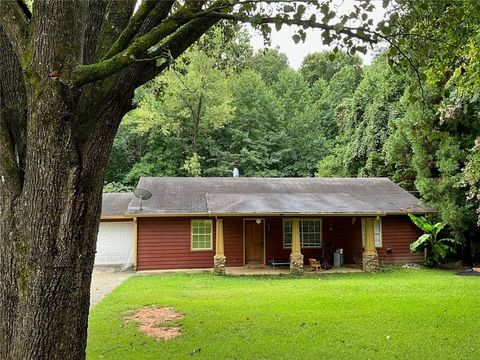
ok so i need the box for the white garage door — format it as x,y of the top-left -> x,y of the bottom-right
95,222 -> 134,266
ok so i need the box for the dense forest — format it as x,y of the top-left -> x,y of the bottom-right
105,2 -> 480,258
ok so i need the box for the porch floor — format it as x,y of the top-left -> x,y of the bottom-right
226,265 -> 362,275
138,265 -> 362,276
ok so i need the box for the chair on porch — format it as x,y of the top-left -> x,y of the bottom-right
309,258 -> 321,272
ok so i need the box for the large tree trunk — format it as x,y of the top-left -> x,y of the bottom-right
0,46 -> 135,359
0,81 -> 121,359
1,3 -> 104,358
0,1 -> 219,358
0,2 -> 133,357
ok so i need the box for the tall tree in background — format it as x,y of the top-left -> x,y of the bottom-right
319,55 -> 407,178
249,48 -> 290,83
106,28 -> 244,184
207,69 -> 288,176
0,1 -> 384,358
384,0 -> 480,247
312,0 -> 480,253
155,49 -> 234,175
300,50 -> 362,84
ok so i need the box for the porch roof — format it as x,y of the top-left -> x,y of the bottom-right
126,177 -> 433,216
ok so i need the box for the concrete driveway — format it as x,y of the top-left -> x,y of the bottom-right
90,266 -> 133,308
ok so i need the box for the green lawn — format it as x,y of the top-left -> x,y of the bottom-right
87,268 -> 480,360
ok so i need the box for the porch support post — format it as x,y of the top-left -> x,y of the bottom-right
362,218 -> 380,272
133,217 -> 138,271
290,218 -> 304,275
214,218 -> 226,275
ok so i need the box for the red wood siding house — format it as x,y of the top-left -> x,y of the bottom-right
135,215 -> 423,271
102,177 -> 432,271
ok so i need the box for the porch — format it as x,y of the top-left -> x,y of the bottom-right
137,264 -> 362,276
213,216 -> 381,274
225,264 -> 362,276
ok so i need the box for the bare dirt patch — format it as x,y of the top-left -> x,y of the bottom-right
125,307 -> 183,340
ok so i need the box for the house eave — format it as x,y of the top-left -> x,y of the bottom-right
100,215 -> 135,220
126,212 -> 388,218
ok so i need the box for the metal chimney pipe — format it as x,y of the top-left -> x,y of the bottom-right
232,164 -> 240,177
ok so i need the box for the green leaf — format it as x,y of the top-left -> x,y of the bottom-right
292,34 -> 301,44
439,238 -> 459,246
356,45 -> 367,54
299,29 -> 306,42
328,53 -> 336,61
147,44 -> 159,54
284,5 -> 294,13
156,58 -> 167,67
274,18 -> 282,31
361,13 -> 368,21
309,14 -> 316,24
423,222 -> 434,232
297,4 -> 306,16
433,243 -> 447,259
432,222 -> 445,236
410,233 -> 431,252
320,4 -> 329,15
251,14 -> 262,26
408,213 -> 428,230
334,23 -> 344,32
322,31 -> 332,45
382,0 -> 390,8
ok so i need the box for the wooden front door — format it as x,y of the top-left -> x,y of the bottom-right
245,220 -> 264,264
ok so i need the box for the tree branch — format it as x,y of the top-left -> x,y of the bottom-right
366,31 -> 426,102
83,0 -> 110,64
0,119 -> 22,197
92,0 -> 137,62
0,27 -> 25,196
0,1 -> 30,59
136,0 -> 176,37
134,16 -> 220,88
72,7 -> 199,86
16,0 -> 32,19
101,0 -> 160,61
203,12 -> 377,44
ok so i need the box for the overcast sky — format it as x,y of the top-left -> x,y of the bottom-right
248,0 -> 388,69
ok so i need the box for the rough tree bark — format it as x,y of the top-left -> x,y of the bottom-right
0,1 -> 218,358
0,1 -> 375,358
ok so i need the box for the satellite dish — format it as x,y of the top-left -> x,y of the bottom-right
134,188 -> 152,200
133,188 -> 152,211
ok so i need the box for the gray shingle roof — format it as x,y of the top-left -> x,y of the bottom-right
126,177 -> 432,215
101,193 -> 133,217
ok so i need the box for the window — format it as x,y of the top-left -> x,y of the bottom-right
283,219 -> 292,248
283,219 -> 322,248
191,219 -> 212,250
361,218 -> 382,248
301,219 -> 322,247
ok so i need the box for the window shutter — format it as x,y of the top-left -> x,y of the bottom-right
374,219 -> 382,247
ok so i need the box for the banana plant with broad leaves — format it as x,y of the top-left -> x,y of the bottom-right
408,213 -> 460,266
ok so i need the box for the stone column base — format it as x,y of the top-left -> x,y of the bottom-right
290,254 -> 304,275
213,256 -> 226,275
362,253 -> 380,272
